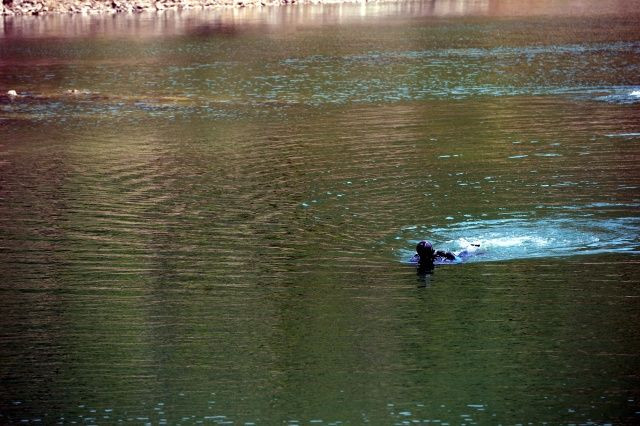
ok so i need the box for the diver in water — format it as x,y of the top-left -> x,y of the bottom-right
411,240 -> 480,274
414,240 -> 454,273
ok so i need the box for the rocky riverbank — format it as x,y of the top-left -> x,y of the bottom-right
2,0 -> 373,15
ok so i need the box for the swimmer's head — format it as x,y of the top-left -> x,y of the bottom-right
416,240 -> 435,257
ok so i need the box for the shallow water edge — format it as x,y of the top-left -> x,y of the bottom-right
3,0 -> 639,18
3,0 -> 374,16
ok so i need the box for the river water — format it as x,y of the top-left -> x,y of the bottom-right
1,1 -> 640,424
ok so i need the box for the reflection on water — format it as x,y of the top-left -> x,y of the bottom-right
1,0 -> 639,38
1,0 -> 640,424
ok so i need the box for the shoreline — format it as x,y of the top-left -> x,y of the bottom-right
1,0 -> 377,16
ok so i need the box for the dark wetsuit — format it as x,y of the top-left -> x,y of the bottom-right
409,250 -> 457,265
434,250 -> 456,262
411,240 -> 480,274
412,250 -> 457,275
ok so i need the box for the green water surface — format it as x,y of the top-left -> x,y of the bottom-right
1,1 -> 640,424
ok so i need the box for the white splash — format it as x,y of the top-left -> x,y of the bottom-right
458,235 -> 549,249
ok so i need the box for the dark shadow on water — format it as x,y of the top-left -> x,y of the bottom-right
416,268 -> 433,288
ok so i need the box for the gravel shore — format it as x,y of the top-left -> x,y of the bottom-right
2,0 -> 374,16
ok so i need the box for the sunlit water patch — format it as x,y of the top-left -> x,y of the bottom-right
397,216 -> 640,264
605,132 -> 640,138
4,38 -> 639,113
593,87 -> 640,104
275,42 -> 640,104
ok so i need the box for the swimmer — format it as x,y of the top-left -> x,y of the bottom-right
410,240 -> 480,273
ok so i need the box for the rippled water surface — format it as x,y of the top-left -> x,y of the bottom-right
1,1 -> 640,424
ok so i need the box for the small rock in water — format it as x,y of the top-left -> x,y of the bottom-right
7,90 -> 18,97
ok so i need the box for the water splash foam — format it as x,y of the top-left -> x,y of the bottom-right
398,217 -> 640,263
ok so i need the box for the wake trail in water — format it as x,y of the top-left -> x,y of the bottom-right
397,217 -> 640,264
